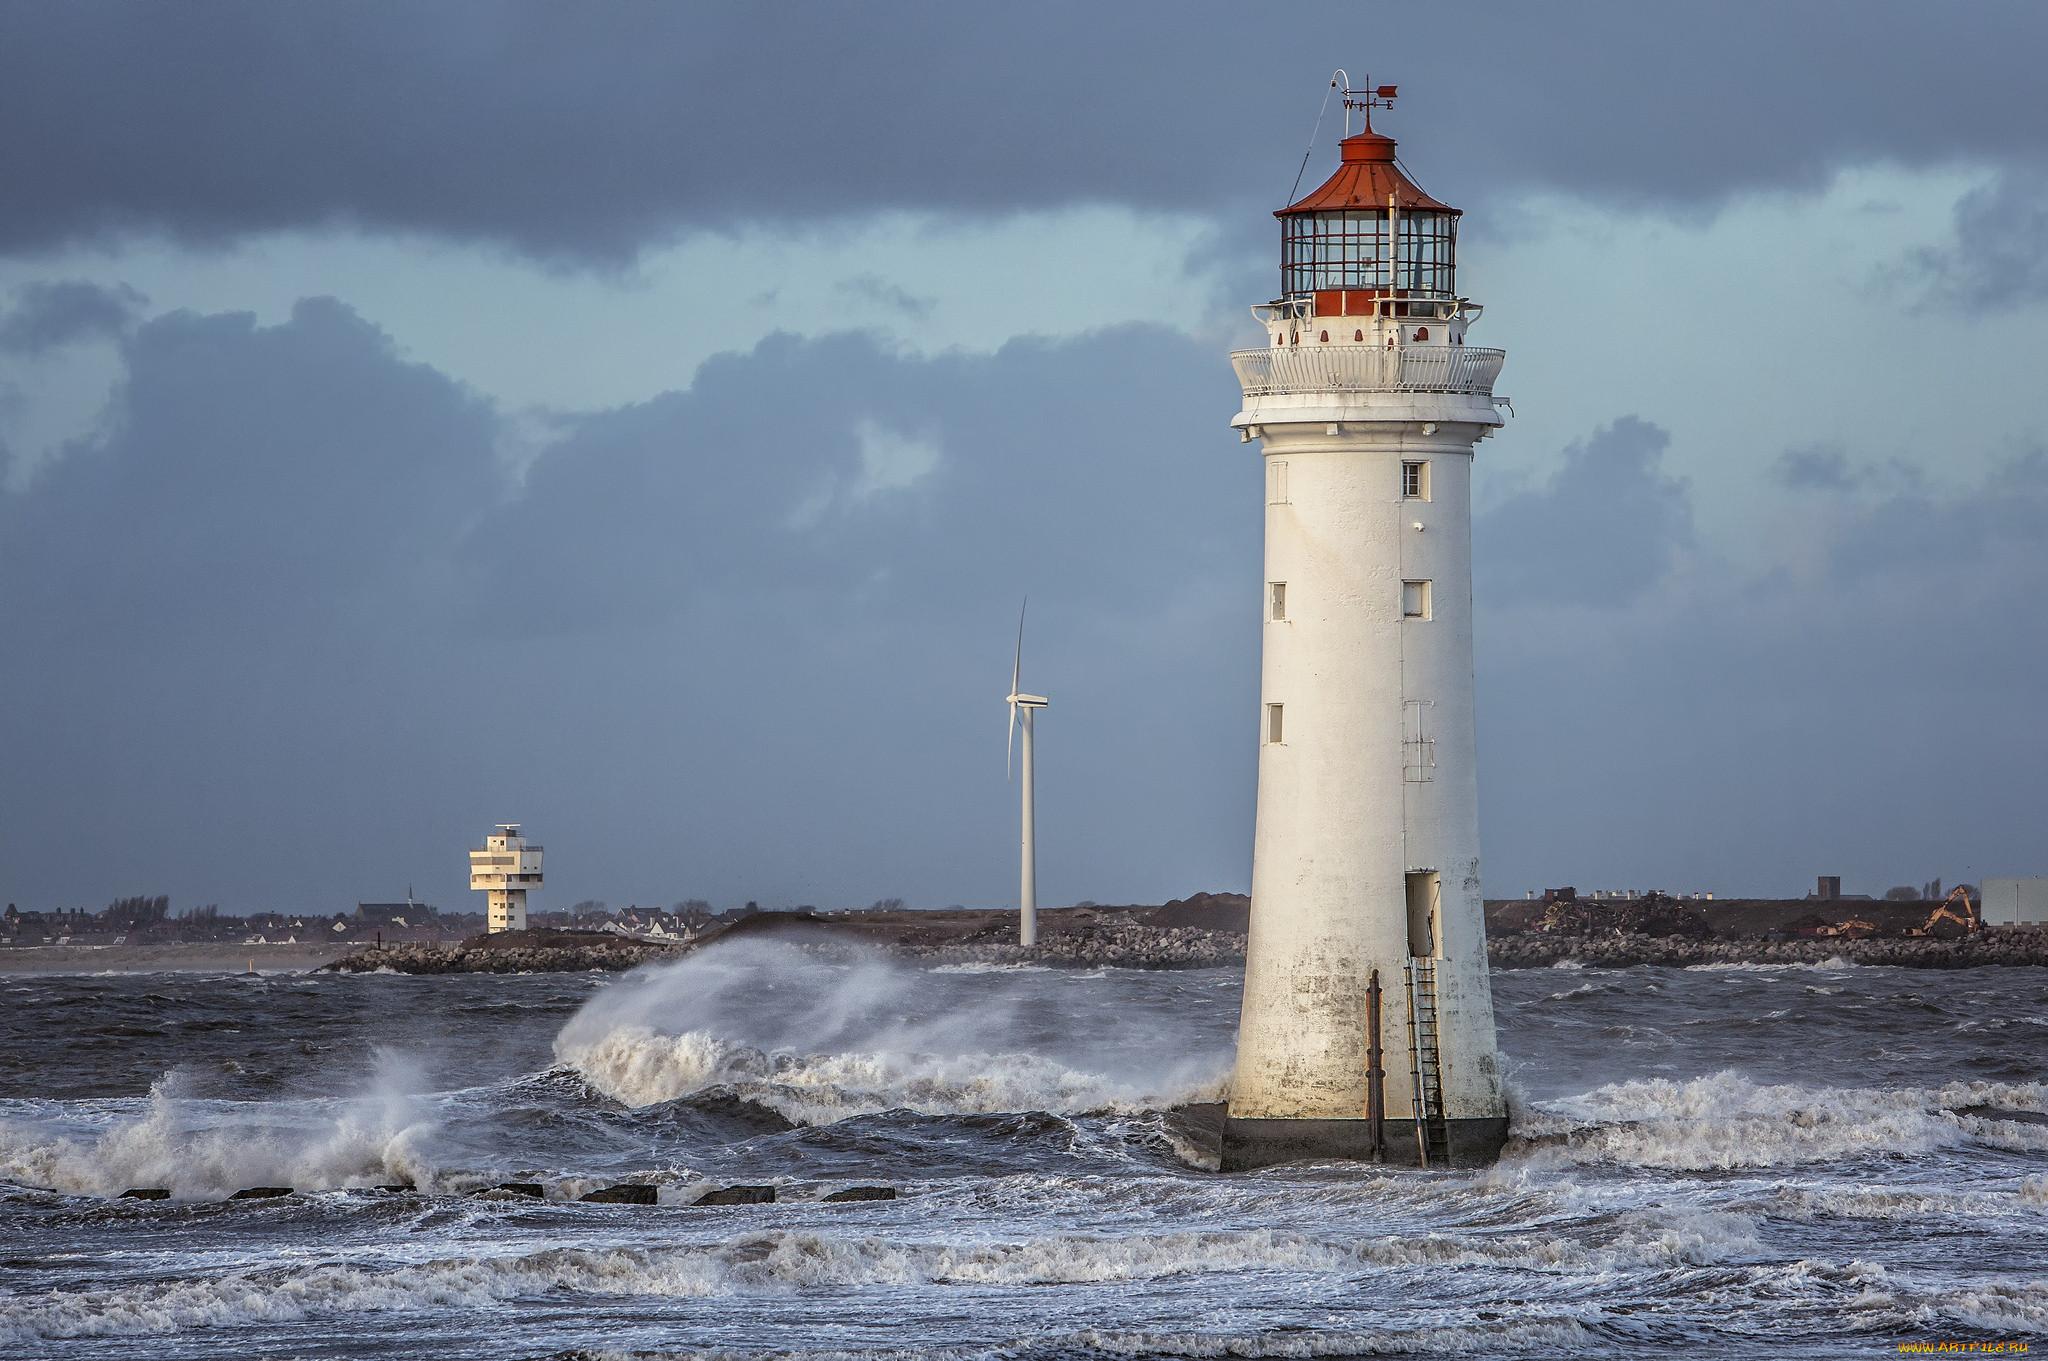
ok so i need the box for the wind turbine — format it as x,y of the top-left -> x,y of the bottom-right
1006,600 -> 1049,947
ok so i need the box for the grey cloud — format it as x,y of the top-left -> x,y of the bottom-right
1476,447 -> 2048,897
4,2 -> 2048,261
1774,444 -> 1859,490
4,295 -> 2044,915
0,279 -> 147,352
0,297 -> 502,641
0,311 -> 1261,915
1911,167 -> 2048,311
1475,416 -> 1692,607
835,275 -> 934,319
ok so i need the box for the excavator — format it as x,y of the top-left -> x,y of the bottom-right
1905,885 -> 1980,938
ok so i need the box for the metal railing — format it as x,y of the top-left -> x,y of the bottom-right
1231,345 -> 1505,397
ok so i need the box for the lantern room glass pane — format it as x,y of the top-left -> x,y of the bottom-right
1280,209 -> 1457,300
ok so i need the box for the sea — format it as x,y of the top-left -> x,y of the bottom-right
2,941 -> 2043,1358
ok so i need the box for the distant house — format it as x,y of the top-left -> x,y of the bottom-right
357,902 -> 440,929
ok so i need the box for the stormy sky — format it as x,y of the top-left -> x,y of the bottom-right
3,2 -> 2046,916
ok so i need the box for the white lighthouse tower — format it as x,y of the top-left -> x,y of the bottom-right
1222,86 -> 1510,1170
470,823 -> 542,933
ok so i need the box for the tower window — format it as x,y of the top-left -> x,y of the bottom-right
1268,460 -> 1289,504
1269,582 -> 1286,621
1402,580 -> 1432,620
1403,699 -> 1435,782
1402,460 -> 1430,500
1266,703 -> 1284,744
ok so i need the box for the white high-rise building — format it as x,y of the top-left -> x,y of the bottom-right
470,824 -> 542,933
1222,97 -> 1510,1170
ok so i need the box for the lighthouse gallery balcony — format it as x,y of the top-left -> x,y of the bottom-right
1230,345 -> 1505,398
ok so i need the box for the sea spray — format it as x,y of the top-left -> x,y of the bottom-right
0,1052 -> 444,1198
552,939 -> 1232,1121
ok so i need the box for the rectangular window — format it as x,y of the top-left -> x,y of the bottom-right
1402,460 -> 1430,500
1266,703 -> 1284,744
1268,459 -> 1289,504
1402,580 -> 1432,619
1269,582 -> 1286,621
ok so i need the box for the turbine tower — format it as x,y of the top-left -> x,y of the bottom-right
1222,81 -> 1511,1170
1006,602 -> 1048,947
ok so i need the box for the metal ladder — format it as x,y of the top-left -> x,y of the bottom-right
1404,960 -> 1451,1168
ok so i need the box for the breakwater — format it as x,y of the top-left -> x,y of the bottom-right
324,921 -> 1248,974
1486,929 -> 2048,969
322,917 -> 2048,975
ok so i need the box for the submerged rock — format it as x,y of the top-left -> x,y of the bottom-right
692,1184 -> 775,1205
820,1185 -> 896,1202
486,1182 -> 545,1199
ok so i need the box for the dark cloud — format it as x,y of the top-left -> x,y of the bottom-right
1911,168 -> 2048,310
0,280 -> 146,353
3,289 -> 2042,912
0,306 -> 1260,913
1,297 -> 502,640
835,275 -> 934,319
1476,445 -> 2048,898
3,2 -> 2046,261
1774,444 -> 1859,491
1475,416 -> 1691,607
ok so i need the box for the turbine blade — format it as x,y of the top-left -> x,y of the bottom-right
1012,598 -> 1026,698
1007,700 -> 1017,778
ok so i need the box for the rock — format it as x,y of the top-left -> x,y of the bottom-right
820,1185 -> 896,1202
119,1188 -> 170,1200
228,1186 -> 293,1199
692,1184 -> 775,1205
376,1183 -> 416,1193
1953,1105 -> 2048,1127
580,1184 -> 659,1204
487,1182 -> 545,1198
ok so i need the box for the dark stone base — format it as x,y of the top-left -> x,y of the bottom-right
1220,1115 -> 1508,1171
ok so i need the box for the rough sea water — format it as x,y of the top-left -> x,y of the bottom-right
2,941 -> 2044,1358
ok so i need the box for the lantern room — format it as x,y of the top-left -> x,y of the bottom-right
1258,119 -> 1476,352
1278,129 -> 1459,302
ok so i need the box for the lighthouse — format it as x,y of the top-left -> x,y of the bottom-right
1222,86 -> 1510,1170
470,823 -> 542,933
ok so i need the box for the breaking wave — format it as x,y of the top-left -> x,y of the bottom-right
1509,1070 -> 2048,1170
556,1026 -> 1222,1124
552,940 -> 1231,1123
0,1219 -> 1774,1344
0,1060 -> 442,1199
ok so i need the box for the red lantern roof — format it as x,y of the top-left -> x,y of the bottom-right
1277,130 -> 1458,218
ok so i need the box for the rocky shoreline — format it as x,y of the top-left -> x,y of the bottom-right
1487,929 -> 2048,970
322,921 -> 1248,975
322,917 -> 2048,975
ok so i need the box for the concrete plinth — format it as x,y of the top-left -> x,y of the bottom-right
1220,1115 -> 1508,1171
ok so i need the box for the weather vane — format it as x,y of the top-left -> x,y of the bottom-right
1341,77 -> 1398,135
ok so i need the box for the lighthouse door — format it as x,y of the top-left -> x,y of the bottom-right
1405,870 -> 1441,958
